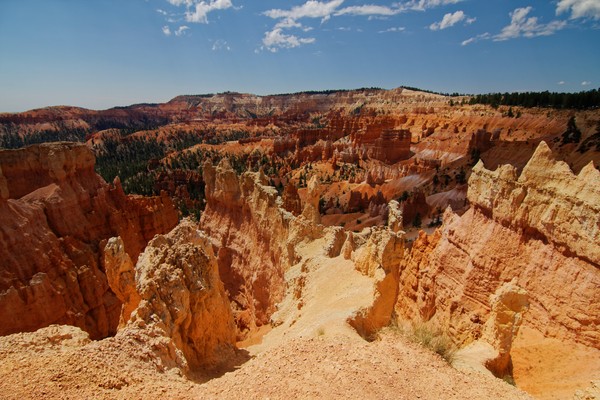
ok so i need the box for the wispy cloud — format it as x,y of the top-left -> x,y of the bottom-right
262,0 -> 342,51
558,81 -> 566,85
185,0 -> 234,23
212,39 -> 231,51
264,0 -> 344,20
175,25 -> 190,36
167,0 -> 194,6
462,7 -> 566,45
429,10 -> 474,30
260,0 -> 459,51
582,80 -> 592,86
379,26 -> 406,33
262,28 -> 316,52
461,32 -> 490,46
494,7 -> 566,41
162,0 -> 236,27
401,0 -> 463,12
557,0 -> 600,20
335,4 -> 403,17
162,25 -> 189,36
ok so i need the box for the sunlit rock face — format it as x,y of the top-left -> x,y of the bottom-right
0,142 -> 178,339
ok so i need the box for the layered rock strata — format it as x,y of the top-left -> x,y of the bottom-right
395,141 -> 600,374
200,159 -> 322,338
347,227 -> 403,339
0,143 -> 178,339
103,220 -> 237,372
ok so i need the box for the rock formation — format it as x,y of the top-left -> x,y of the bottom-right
395,141 -> 600,377
481,282 -> 529,376
200,159 -> 322,338
104,220 -> 237,372
469,141 -> 599,266
387,200 -> 403,233
1,89 -> 598,400
0,143 -> 178,339
348,227 -> 403,339
282,183 -> 302,216
370,129 -> 412,164
302,175 -> 321,224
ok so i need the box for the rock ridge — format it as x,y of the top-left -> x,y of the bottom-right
469,140 -> 600,266
200,158 -> 324,338
0,142 -> 178,338
103,220 -> 237,373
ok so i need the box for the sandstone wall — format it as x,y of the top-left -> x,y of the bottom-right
469,141 -> 599,266
395,141 -> 600,349
200,159 -> 321,338
0,143 -> 178,339
104,220 -> 237,372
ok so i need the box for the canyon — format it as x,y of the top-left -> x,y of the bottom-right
0,88 -> 598,399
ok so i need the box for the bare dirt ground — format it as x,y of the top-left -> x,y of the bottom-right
512,327 -> 600,400
0,240 -> 532,399
0,327 -> 533,400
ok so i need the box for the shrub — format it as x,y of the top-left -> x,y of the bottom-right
389,320 -> 456,364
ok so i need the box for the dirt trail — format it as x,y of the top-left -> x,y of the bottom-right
0,237 -> 532,399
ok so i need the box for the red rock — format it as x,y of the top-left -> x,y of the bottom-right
0,143 -> 178,339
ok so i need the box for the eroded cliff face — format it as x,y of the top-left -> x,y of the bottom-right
103,220 -> 237,373
469,141 -> 599,266
200,159 -> 322,338
395,141 -> 600,369
0,143 -> 178,339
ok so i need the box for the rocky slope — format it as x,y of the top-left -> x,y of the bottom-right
103,220 -> 237,374
395,141 -> 600,395
0,87 -> 599,400
0,206 -> 532,400
0,143 -> 178,339
199,159 -> 330,338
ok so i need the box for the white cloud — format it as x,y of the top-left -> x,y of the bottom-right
262,0 -> 342,51
167,0 -> 194,6
494,7 -> 566,41
212,39 -> 231,51
558,81 -> 566,85
262,28 -> 316,52
379,26 -> 406,33
461,32 -> 490,46
157,9 -> 168,15
260,0 -> 463,51
429,10 -> 473,30
335,4 -> 402,16
401,0 -> 462,12
185,0 -> 233,23
264,0 -> 344,20
336,0 -> 462,16
582,80 -> 592,85
175,25 -> 190,36
162,25 -> 190,37
557,0 -> 600,20
462,7 -> 566,45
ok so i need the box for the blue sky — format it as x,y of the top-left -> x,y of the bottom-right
0,0 -> 599,112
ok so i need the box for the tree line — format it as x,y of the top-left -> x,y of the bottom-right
469,89 -> 600,109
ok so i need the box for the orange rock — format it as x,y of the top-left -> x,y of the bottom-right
0,143 -> 178,339
200,159 -> 323,339
396,142 -> 600,353
104,220 -> 237,372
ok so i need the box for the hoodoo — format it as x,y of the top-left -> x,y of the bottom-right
0,143 -> 178,339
